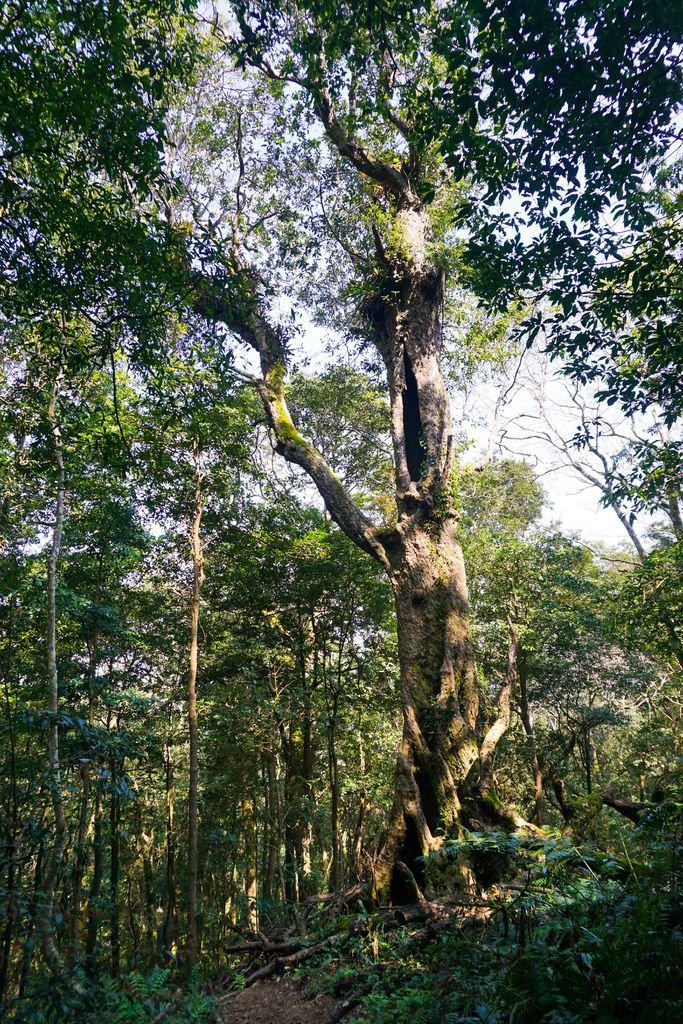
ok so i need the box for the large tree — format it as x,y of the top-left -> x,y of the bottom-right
3,0 -> 682,904
157,1 -> 683,897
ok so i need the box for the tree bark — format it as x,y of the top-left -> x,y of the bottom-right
283,720 -> 303,904
262,752 -> 279,901
377,516 -> 480,899
186,437 -> 204,972
134,799 -> 156,959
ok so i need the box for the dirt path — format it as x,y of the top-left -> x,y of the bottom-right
220,979 -> 339,1024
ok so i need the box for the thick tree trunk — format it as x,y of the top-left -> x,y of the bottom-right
376,517 -> 480,900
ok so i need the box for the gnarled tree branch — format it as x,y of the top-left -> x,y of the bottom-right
190,272 -> 391,569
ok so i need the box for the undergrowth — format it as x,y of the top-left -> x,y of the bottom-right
5,965 -> 216,1024
296,807 -> 683,1023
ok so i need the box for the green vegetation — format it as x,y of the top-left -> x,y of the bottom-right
0,1 -> 681,1021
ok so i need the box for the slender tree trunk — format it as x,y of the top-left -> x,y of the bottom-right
162,740 -> 178,957
518,651 -> 544,824
69,643 -> 96,964
19,826 -> 47,997
350,720 -> 369,882
300,678 -> 314,891
479,621 -> 518,791
262,753 -> 278,901
69,763 -> 91,964
350,789 -> 370,882
186,438 -> 204,972
327,693 -> 341,891
283,718 -> 304,904
109,784 -> 121,976
85,786 -> 104,970
241,796 -> 258,931
39,369 -> 68,976
272,749 -> 288,907
0,597 -> 18,1006
134,800 -> 156,958
126,873 -> 140,965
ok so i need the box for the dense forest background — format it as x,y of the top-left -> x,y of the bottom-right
1,2 -> 682,1022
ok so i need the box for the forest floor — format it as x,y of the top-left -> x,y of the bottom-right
220,979 -> 338,1024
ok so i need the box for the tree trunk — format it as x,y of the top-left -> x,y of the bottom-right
162,740 -> 178,957
242,795 -> 258,932
552,777 -> 575,823
85,785 -> 104,971
327,694 -> 341,892
350,789 -> 370,883
283,716 -> 307,904
300,673 -> 314,891
186,437 -> 204,972
69,643 -> 96,964
109,784 -> 121,976
39,370 -> 68,976
69,762 -> 91,965
19,826 -> 47,998
479,621 -> 518,790
133,800 -> 156,959
0,596 -> 18,1006
262,752 -> 278,901
377,517 -> 479,900
518,650 -> 544,825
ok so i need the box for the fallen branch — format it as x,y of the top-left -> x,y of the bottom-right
244,936 -> 333,986
225,939 -> 304,955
